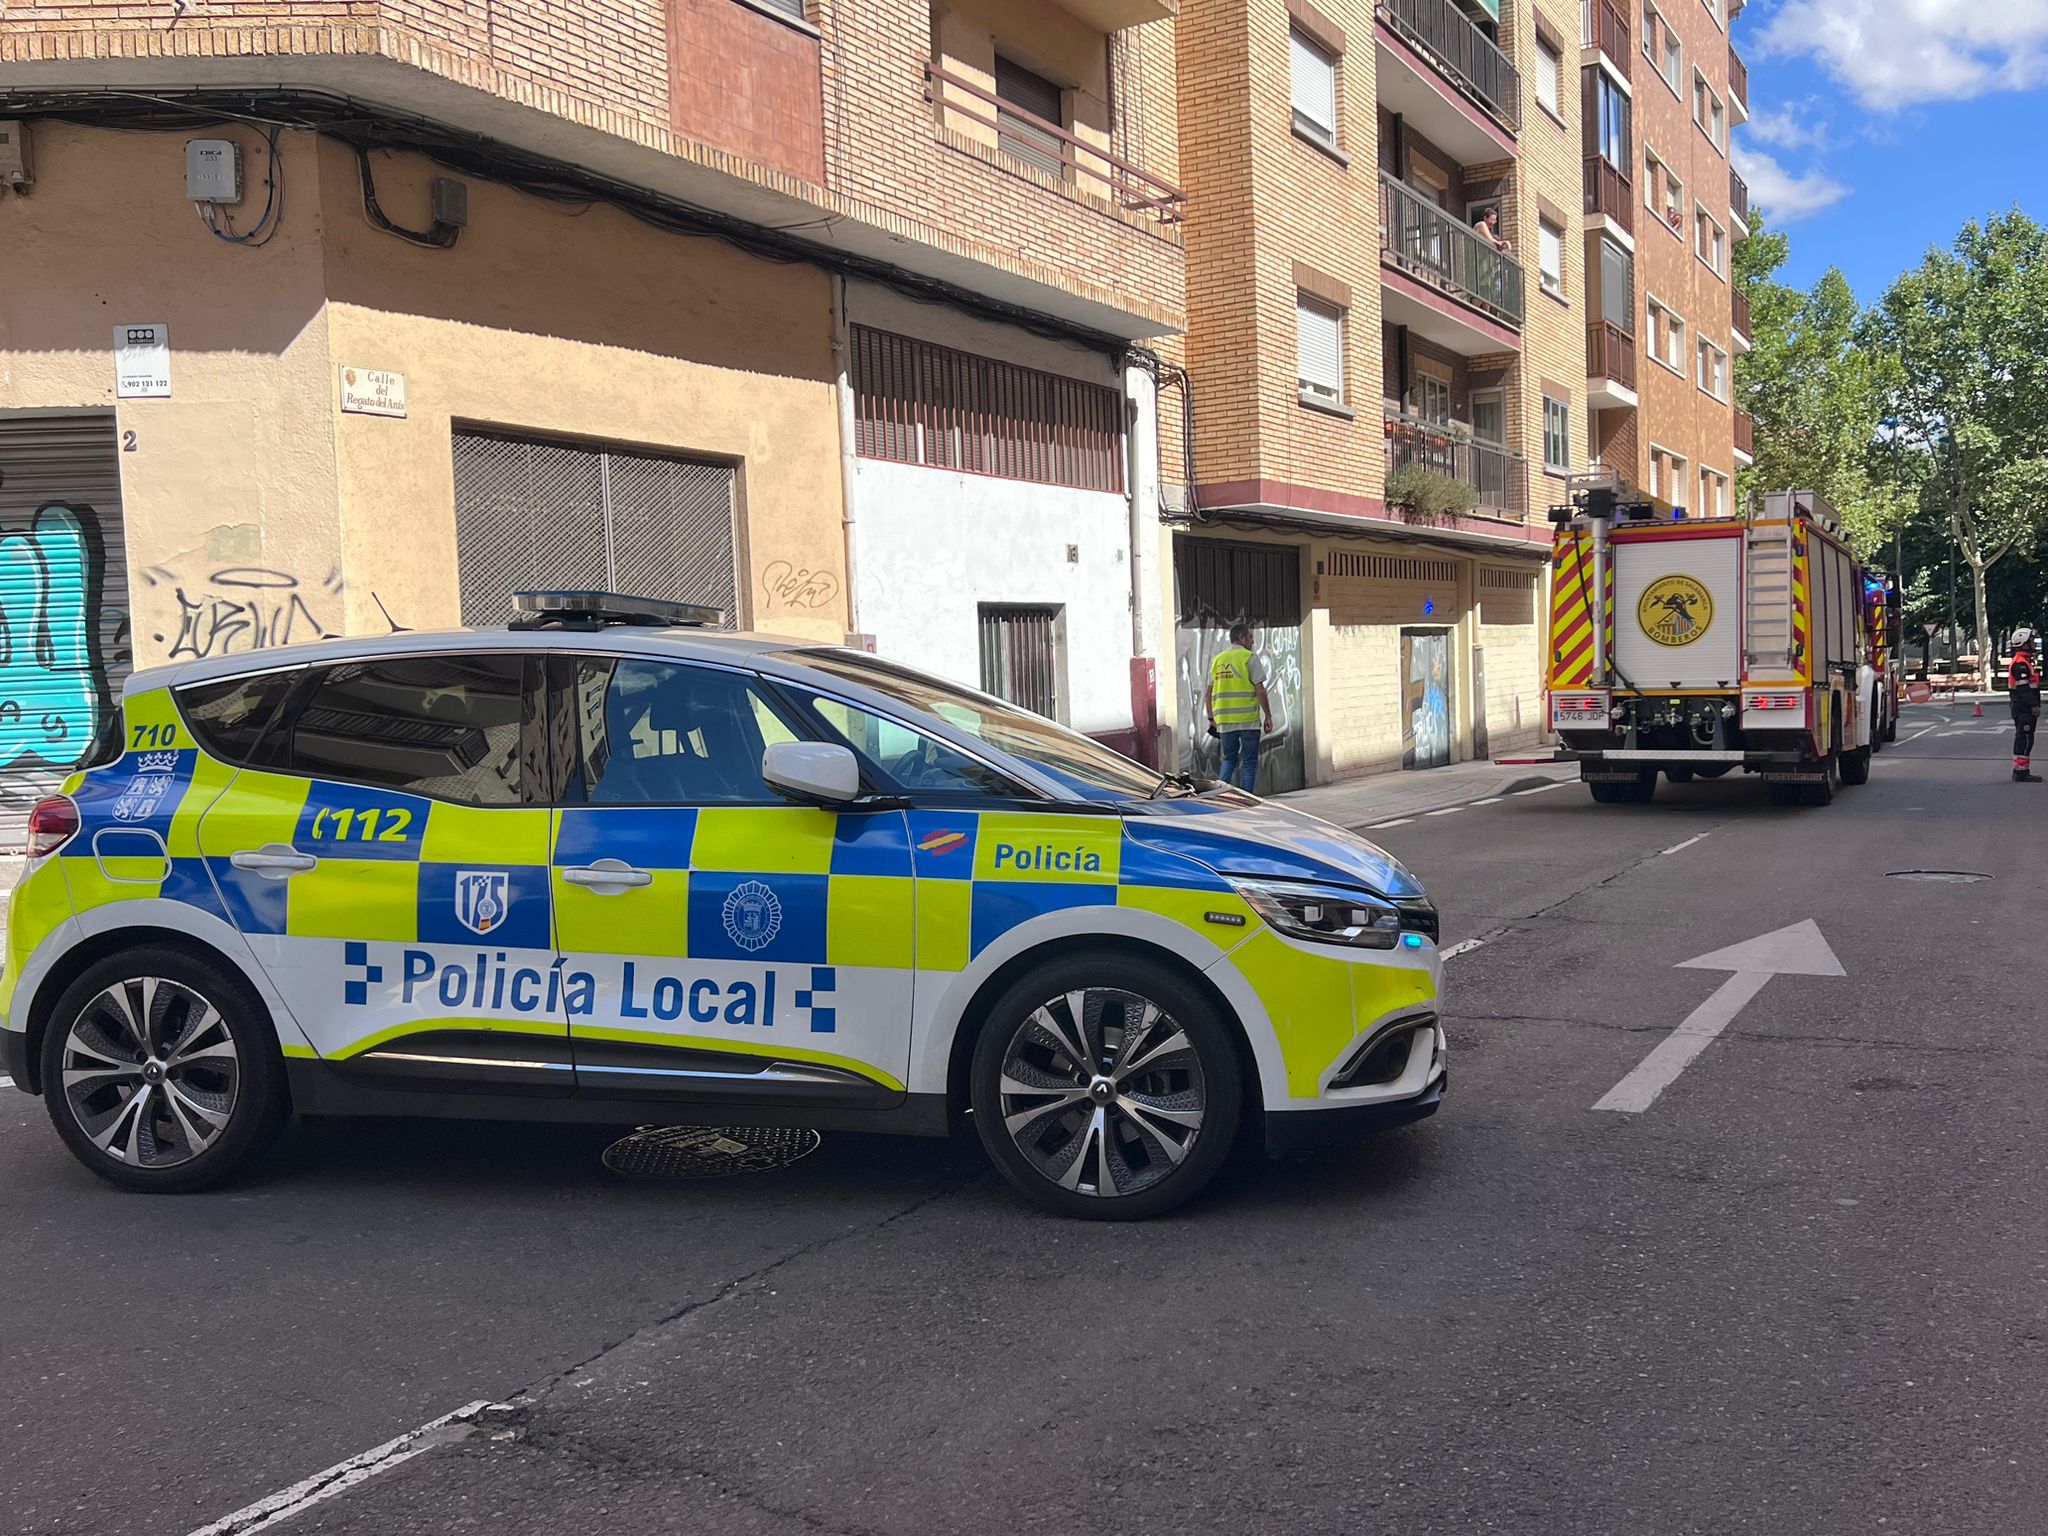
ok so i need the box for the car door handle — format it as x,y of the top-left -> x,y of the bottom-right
230,845 -> 318,877
560,860 -> 653,891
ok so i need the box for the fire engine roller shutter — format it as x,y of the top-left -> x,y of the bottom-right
0,414 -> 132,853
451,430 -> 739,629
1612,534 -> 1742,688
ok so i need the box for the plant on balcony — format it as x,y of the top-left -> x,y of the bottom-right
1384,461 -> 1480,526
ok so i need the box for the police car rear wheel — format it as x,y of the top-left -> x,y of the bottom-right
42,949 -> 288,1194
971,956 -> 1241,1220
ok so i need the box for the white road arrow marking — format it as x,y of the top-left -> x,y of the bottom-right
1593,919 -> 1845,1114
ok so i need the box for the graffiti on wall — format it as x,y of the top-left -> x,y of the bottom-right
1172,622 -> 1306,795
142,562 -> 409,660
760,560 -> 842,614
1401,630 -> 1452,770
0,505 -> 110,774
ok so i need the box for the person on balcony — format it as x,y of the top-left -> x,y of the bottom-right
1473,205 -> 1513,253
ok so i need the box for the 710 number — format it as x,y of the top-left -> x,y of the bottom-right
309,807 -> 414,844
131,723 -> 180,749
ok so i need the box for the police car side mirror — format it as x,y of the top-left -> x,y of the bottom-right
762,740 -> 862,805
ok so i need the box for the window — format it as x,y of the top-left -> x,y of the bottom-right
1589,69 -> 1632,167
563,658 -> 801,805
851,327 -> 1125,493
1663,25 -> 1683,90
754,0 -> 805,16
1534,37 -> 1562,118
1696,336 -> 1729,400
1693,69 -> 1725,152
1296,293 -> 1345,405
1641,2 -> 1682,90
1539,218 -> 1565,297
995,55 -> 1066,179
779,647 -> 1162,802
1644,144 -> 1684,232
1599,236 -> 1634,331
1648,444 -> 1689,503
1695,203 -> 1727,275
797,690 -> 1025,799
1416,372 -> 1453,423
1646,295 -> 1686,372
175,671 -> 298,766
978,605 -> 1065,722
1699,466 -> 1729,520
1289,28 -> 1338,147
1543,396 -> 1571,475
287,656 -> 530,806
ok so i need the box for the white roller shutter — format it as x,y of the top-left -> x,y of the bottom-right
1613,534 -> 1743,688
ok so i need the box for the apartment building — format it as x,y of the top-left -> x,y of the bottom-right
0,0 -> 1183,833
1167,0 -> 1564,788
1581,0 -> 1751,517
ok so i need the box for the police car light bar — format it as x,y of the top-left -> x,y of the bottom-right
510,590 -> 724,630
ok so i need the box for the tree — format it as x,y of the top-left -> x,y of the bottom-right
1733,210 -> 1909,560
1865,211 -> 2048,687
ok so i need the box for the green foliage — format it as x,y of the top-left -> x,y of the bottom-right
1384,461 -> 1480,524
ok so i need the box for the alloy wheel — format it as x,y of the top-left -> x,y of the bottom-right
59,977 -> 241,1168
995,987 -> 1206,1198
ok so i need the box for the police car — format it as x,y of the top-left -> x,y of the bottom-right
1,592 -> 1445,1219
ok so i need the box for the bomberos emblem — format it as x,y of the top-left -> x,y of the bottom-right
1638,574 -> 1713,648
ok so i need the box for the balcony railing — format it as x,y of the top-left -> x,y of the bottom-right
1734,407 -> 1755,458
1728,45 -> 1749,110
924,62 -> 1186,223
1731,287 -> 1752,340
1582,0 -> 1630,68
1380,171 -> 1527,328
1377,0 -> 1521,131
1586,320 -> 1637,391
1730,165 -> 1750,228
1583,154 -> 1634,233
1384,408 -> 1528,518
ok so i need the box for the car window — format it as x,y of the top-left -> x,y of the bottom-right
792,690 -> 1027,799
570,657 -> 797,805
175,670 -> 297,764
285,655 -> 531,805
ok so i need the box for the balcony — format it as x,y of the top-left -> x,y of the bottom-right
1376,0 -> 1521,145
1583,155 -> 1634,236
1730,166 -> 1751,234
1728,45 -> 1749,123
1586,321 -> 1639,408
1384,409 -> 1529,519
1380,171 -> 1527,349
1734,407 -> 1755,465
1731,288 -> 1752,352
1581,0 -> 1631,73
925,62 -> 1186,224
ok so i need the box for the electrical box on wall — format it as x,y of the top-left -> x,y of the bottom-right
185,138 -> 242,203
0,121 -> 32,195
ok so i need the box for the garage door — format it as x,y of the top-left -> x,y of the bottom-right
450,431 -> 739,628
0,414 -> 132,852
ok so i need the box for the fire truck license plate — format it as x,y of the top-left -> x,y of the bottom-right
1551,694 -> 1608,728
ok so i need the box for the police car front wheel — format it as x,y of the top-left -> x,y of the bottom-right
41,948 -> 290,1194
970,955 -> 1242,1220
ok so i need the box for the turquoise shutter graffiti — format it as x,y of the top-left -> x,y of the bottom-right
0,505 -> 106,771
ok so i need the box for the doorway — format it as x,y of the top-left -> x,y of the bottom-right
1401,628 -> 1453,769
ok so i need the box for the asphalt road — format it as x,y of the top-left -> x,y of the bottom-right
4,702 -> 2043,1535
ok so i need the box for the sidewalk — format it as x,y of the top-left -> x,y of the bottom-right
1274,753 -> 1577,829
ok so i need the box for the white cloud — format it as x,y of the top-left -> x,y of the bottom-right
1740,102 -> 1831,153
1733,144 -> 1851,221
1759,0 -> 2048,109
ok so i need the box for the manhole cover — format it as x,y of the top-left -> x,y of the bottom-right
602,1125 -> 822,1181
1884,870 -> 1992,883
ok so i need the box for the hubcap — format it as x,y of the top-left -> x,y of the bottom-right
59,977 -> 240,1169
996,988 -> 1206,1199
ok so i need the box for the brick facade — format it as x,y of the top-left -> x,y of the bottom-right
667,0 -> 825,183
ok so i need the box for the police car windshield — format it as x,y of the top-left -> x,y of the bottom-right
780,650 -> 1163,802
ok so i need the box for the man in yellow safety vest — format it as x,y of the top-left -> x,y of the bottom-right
1205,622 -> 1273,792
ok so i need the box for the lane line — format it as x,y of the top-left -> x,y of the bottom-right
1440,938 -> 1487,961
1369,817 -> 1415,829
1424,807 -> 1463,817
1592,972 -> 1773,1114
1659,833 -> 1709,857
1471,797 -> 1503,806
1512,782 -> 1565,796
185,1401 -> 498,1536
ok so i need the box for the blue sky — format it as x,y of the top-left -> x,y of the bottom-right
1733,0 -> 2048,302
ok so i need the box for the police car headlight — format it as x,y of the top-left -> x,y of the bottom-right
1233,880 -> 1403,950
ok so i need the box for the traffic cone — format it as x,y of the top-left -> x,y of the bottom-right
1974,698 -> 1984,717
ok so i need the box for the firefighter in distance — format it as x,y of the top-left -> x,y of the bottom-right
2011,628 -> 2041,783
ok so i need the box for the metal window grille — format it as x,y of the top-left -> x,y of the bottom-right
978,604 -> 1063,721
451,431 -> 737,628
850,326 -> 1126,494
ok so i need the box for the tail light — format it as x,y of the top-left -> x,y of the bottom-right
26,796 -> 80,859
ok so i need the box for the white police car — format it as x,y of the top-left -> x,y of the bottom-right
1,592 -> 1445,1218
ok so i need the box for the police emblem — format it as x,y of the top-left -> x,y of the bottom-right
455,871 -> 511,936
723,880 -> 783,953
111,752 -> 179,824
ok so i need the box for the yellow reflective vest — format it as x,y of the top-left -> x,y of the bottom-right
1209,646 -> 1262,729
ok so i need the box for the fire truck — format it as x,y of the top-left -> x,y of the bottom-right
1544,479 -> 1883,806
1864,570 -> 1904,740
